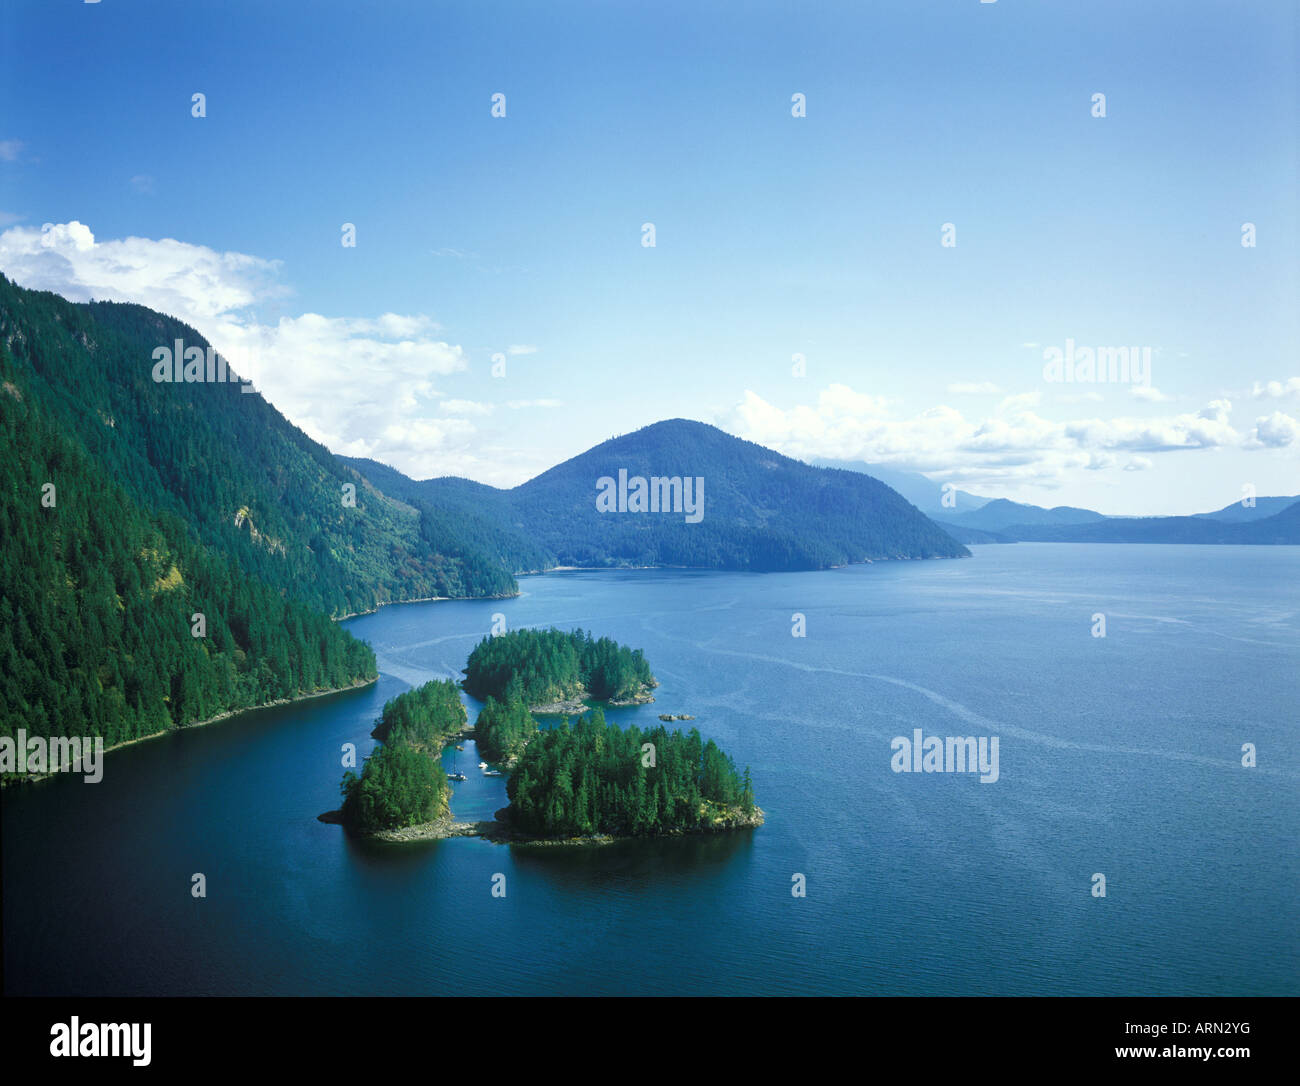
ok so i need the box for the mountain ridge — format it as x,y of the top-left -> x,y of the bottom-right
346,419 -> 971,571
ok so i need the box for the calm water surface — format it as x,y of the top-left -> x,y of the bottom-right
4,544 -> 1297,995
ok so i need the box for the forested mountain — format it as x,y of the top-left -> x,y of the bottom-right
348,419 -> 971,571
340,456 -> 549,574
0,277 -> 517,617
0,275 -> 512,759
947,498 -> 1108,530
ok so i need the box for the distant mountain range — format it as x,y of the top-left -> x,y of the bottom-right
810,458 -> 989,516
968,502 -> 1300,544
821,458 -> 1300,545
346,419 -> 970,572
936,494 -> 1300,544
1190,495 -> 1300,522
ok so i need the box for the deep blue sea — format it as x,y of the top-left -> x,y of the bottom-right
4,544 -> 1297,995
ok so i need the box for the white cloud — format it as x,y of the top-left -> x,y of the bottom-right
129,174 -> 156,195
1,220 -> 275,319
1250,411 -> 1299,448
507,344 -> 537,355
1064,400 -> 1238,452
1251,377 -> 1300,400
997,390 -> 1041,413
1130,386 -> 1171,402
440,399 -> 495,416
0,220 -> 480,477
0,140 -> 24,162
729,384 -> 1262,492
818,382 -> 890,416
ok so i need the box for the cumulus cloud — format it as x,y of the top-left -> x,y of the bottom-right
1130,386 -> 1171,402
728,383 -> 1264,491
1251,377 -> 1300,400
1250,411 -> 1299,448
1063,400 -> 1237,452
0,220 -> 279,321
0,220 -> 482,476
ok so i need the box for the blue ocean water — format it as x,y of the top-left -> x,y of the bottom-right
4,544 -> 1297,995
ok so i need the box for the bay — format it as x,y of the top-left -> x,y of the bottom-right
3,544 -> 1296,995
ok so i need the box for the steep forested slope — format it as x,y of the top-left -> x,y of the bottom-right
0,275 -> 513,754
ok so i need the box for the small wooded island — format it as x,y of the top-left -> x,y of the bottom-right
321,628 -> 762,842
463,626 -> 657,712
335,679 -> 466,832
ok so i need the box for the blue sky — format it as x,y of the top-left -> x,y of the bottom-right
1,0 -> 1296,513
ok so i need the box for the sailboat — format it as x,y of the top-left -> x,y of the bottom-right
447,749 -> 467,782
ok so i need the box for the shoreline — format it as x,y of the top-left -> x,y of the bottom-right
333,592 -> 517,622
3,676 -> 378,787
533,554 -> 968,575
528,685 -> 657,716
323,805 -> 766,846
336,553 -> 972,626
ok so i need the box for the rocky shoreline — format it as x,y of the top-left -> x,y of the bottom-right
319,804 -> 765,846
529,680 -> 658,716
